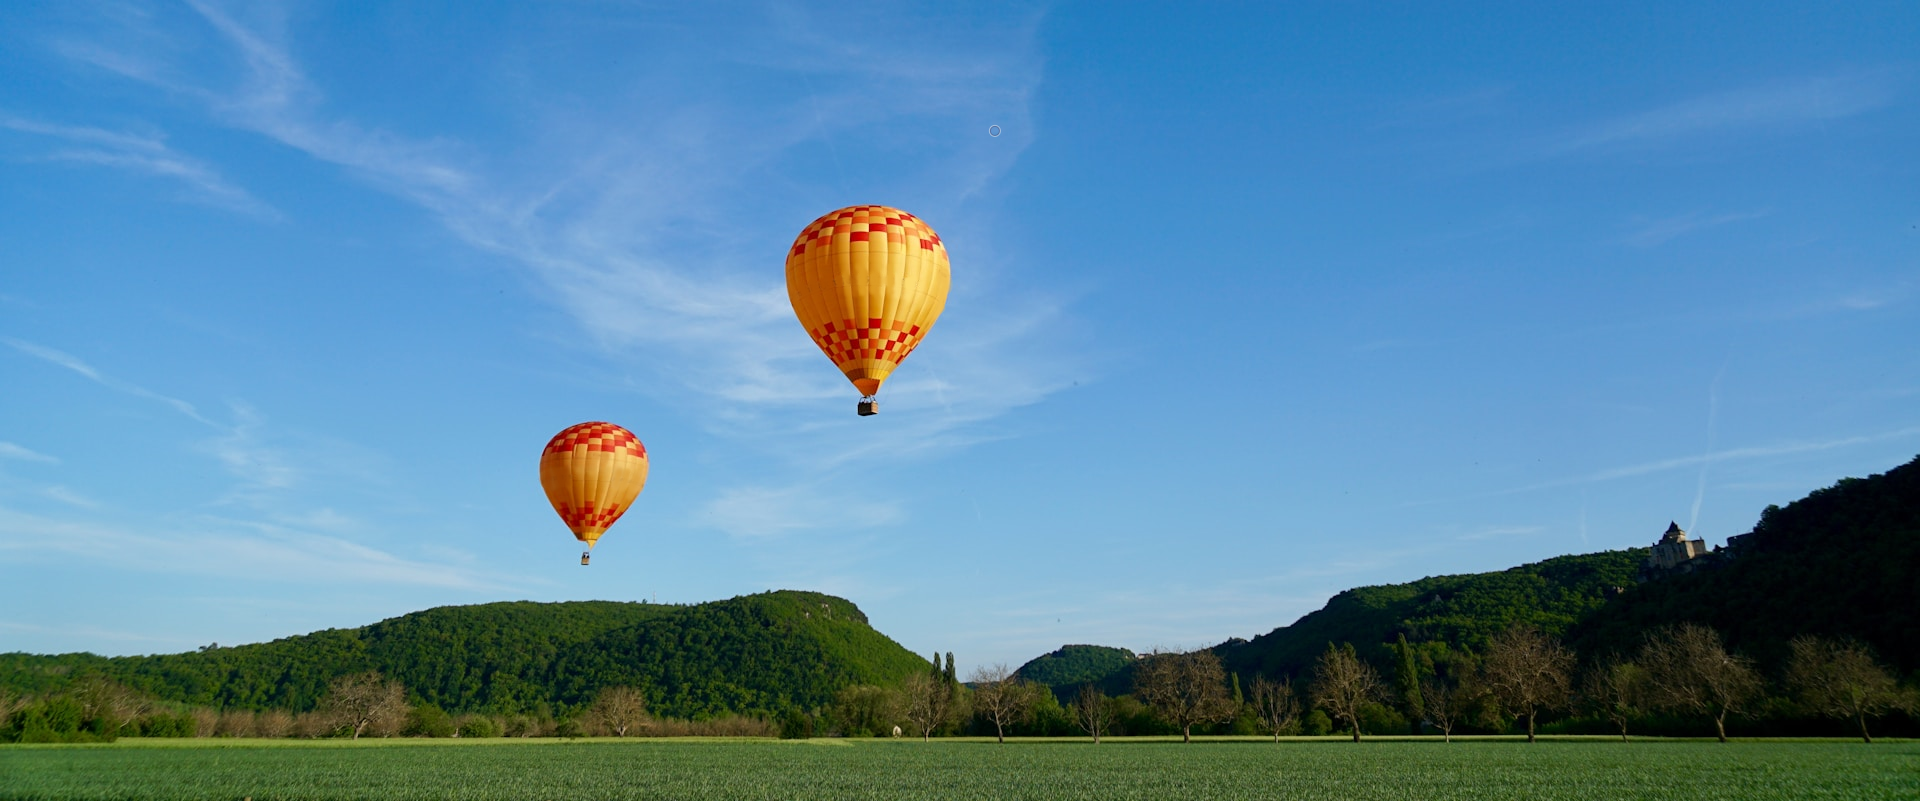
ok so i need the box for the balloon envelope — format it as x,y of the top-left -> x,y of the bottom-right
538,422 -> 649,548
785,205 -> 951,398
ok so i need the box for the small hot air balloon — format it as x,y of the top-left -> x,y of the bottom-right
538,422 -> 649,565
785,205 -> 951,416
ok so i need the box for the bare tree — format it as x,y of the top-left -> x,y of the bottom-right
1419,668 -> 1480,744
1580,656 -> 1650,743
1785,635 -> 1915,744
0,688 -> 25,722
71,677 -> 151,736
1481,624 -> 1574,743
900,671 -> 953,740
1249,676 -> 1299,743
969,664 -> 1038,743
215,709 -> 256,737
1310,643 -> 1382,743
191,706 -> 219,737
1071,684 -> 1114,743
1134,650 -> 1237,743
318,671 -> 408,740
1639,623 -> 1762,743
256,709 -> 295,738
587,686 -> 650,737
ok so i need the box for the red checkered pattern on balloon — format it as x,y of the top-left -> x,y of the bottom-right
542,422 -> 647,458
553,502 -> 626,529
810,318 -> 925,365
788,205 -> 945,258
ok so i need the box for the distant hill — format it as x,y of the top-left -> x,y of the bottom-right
999,550 -> 1647,693
1213,549 -> 1645,680
1571,454 -> 1920,674
1015,645 -> 1136,699
0,591 -> 928,718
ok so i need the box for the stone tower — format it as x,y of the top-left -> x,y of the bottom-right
1646,521 -> 1710,573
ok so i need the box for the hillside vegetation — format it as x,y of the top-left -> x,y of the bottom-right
0,591 -> 927,719
1214,549 -> 1645,680
1014,645 -> 1136,698
1572,453 -> 1920,674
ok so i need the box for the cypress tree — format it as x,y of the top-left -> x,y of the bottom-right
944,652 -> 956,686
1393,634 -> 1424,732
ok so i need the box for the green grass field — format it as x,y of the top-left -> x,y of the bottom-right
2,737 -> 1914,800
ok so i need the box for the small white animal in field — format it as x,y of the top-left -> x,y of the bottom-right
891,726 -> 902,737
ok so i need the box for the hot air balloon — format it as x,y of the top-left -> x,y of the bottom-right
538,422 -> 648,565
785,205 -> 951,416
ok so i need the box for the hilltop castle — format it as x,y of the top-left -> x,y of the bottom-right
1639,521 -> 1739,581
1648,522 -> 1709,570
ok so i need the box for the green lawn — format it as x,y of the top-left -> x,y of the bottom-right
1,737 -> 1913,800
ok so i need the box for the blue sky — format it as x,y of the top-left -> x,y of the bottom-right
2,2 -> 1915,673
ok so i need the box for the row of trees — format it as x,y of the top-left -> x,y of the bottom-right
818,624 -> 1913,745
1310,623 -> 1915,744
1,672 -> 771,743
11,625 -> 1908,744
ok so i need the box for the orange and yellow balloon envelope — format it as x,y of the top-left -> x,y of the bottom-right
785,205 -> 951,415
538,422 -> 648,565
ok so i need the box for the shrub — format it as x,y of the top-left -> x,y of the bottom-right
138,713 -> 197,738
456,715 -> 503,738
1357,702 -> 1409,736
404,704 -> 457,738
779,709 -> 814,739
1302,709 -> 1333,736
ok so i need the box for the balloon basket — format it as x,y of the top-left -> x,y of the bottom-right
857,398 -> 878,416
581,551 -> 591,566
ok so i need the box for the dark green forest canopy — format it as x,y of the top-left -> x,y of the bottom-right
1015,645 -> 1137,697
1571,453 -> 1920,673
0,591 -> 927,719
1213,549 -> 1647,681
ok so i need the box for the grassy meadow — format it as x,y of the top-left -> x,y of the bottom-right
2,736 -> 1915,801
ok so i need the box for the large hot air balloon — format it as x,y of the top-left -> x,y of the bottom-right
538,422 -> 648,565
785,205 -> 951,416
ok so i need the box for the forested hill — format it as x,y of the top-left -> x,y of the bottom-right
1213,549 -> 1646,681
1015,645 -> 1136,699
0,591 -> 928,719
1571,453 -> 1920,674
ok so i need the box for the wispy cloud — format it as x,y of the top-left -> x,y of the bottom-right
1621,210 -> 1769,247
1456,525 -> 1545,542
0,504 -> 516,591
697,484 -> 904,540
0,620 -> 186,646
51,2 -> 1066,435
1548,72 -> 1897,155
202,401 -> 298,501
1441,426 -> 1920,503
0,116 -> 278,218
5,337 -> 219,426
40,486 -> 97,508
0,442 -> 58,463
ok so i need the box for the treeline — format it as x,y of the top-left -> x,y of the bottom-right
14,621 -> 1912,744
787,622 -> 1914,744
1,671 -> 773,743
0,591 -> 927,721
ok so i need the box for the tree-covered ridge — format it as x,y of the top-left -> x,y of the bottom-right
1572,453 -> 1920,674
550,591 -> 929,718
1215,549 -> 1646,681
1015,645 -> 1137,693
0,591 -> 924,719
